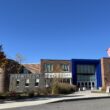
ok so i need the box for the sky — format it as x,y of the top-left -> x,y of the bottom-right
0,0 -> 110,63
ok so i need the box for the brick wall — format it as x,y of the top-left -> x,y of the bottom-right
101,58 -> 110,87
0,68 -> 5,92
0,74 -> 5,93
41,59 -> 71,73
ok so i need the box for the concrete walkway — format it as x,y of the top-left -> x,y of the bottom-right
0,91 -> 110,110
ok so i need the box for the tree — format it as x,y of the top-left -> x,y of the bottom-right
0,46 -> 24,73
15,53 -> 25,64
0,45 -> 7,68
15,53 -> 25,73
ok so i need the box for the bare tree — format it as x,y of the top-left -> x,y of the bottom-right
15,53 -> 25,64
15,53 -> 25,73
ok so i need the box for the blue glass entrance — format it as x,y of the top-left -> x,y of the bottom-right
71,59 -> 102,89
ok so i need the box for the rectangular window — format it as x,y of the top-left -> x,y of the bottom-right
77,64 -> 95,74
44,64 -> 53,72
23,68 -> 29,74
25,79 -> 29,87
16,79 -> 20,87
61,64 -> 69,72
80,65 -> 83,73
35,79 -> 39,87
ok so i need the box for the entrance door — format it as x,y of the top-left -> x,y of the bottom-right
77,81 -> 96,90
76,64 -> 96,90
77,75 -> 96,89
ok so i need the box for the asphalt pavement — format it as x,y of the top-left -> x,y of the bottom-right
0,91 -> 110,109
4,98 -> 110,110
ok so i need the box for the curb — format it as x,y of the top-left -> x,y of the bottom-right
49,96 -> 110,103
0,95 -> 110,109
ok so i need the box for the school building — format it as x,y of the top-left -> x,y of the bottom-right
1,57 -> 110,92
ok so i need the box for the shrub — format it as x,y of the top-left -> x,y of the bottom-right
52,82 -> 76,95
9,91 -> 22,99
9,91 -> 17,97
101,86 -> 106,92
0,92 -> 6,96
35,88 -> 51,96
51,82 -> 59,95
0,92 -> 8,99
28,91 -> 34,98
0,92 -> 12,97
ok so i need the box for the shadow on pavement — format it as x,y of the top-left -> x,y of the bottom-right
0,94 -> 84,103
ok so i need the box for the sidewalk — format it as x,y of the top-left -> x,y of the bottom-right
0,91 -> 110,110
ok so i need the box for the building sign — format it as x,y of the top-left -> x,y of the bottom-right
107,48 -> 110,57
45,73 -> 72,78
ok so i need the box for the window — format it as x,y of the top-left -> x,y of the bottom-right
44,64 -> 53,72
16,79 -> 20,87
77,65 -> 79,73
35,79 -> 39,87
23,68 -> 29,74
25,79 -> 29,87
61,64 -> 69,72
77,64 -> 95,74
67,79 -> 70,83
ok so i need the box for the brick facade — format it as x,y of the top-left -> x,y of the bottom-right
41,59 -> 71,73
40,59 -> 72,87
0,68 -> 5,92
0,74 -> 4,92
101,58 -> 110,87
1,57 -> 110,92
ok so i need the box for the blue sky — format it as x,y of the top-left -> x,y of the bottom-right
0,0 -> 110,63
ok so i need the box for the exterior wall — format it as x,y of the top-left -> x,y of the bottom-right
101,58 -> 110,87
72,59 -> 102,88
9,74 -> 45,92
0,68 -> 12,93
0,68 -> 5,92
2,57 -> 110,92
40,59 -> 72,87
0,74 -> 4,92
0,59 -> 24,92
41,59 -> 71,73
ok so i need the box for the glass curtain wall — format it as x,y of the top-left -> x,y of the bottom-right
77,64 -> 96,89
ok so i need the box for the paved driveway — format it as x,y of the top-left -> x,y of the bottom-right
5,98 -> 110,110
